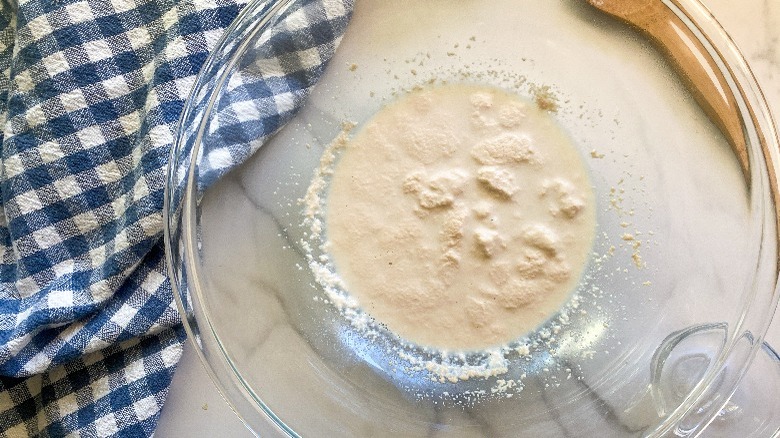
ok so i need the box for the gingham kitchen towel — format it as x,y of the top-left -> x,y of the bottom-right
0,0 -> 352,434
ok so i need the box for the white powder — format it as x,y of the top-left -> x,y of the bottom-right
321,85 -> 595,351
301,84 -> 598,385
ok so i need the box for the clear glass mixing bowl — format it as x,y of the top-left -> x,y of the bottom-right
164,0 -> 780,436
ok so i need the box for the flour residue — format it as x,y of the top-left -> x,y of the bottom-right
303,84 -> 596,356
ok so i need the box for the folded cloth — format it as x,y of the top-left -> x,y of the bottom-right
0,0 -> 352,434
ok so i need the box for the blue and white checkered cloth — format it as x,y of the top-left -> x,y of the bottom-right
0,0 -> 352,434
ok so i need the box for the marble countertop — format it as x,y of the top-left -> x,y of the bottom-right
156,0 -> 780,436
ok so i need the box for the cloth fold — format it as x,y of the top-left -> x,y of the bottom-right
0,0 -> 353,434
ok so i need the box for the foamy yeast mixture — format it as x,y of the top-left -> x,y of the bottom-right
325,84 -> 596,351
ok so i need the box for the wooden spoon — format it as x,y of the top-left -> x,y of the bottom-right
587,0 -> 750,180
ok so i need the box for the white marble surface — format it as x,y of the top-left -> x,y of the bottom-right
156,1 -> 780,436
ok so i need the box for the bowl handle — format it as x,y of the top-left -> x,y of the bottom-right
703,341 -> 780,437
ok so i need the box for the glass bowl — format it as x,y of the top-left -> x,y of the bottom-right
164,0 -> 780,436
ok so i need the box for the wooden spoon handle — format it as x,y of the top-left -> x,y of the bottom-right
621,2 -> 750,179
